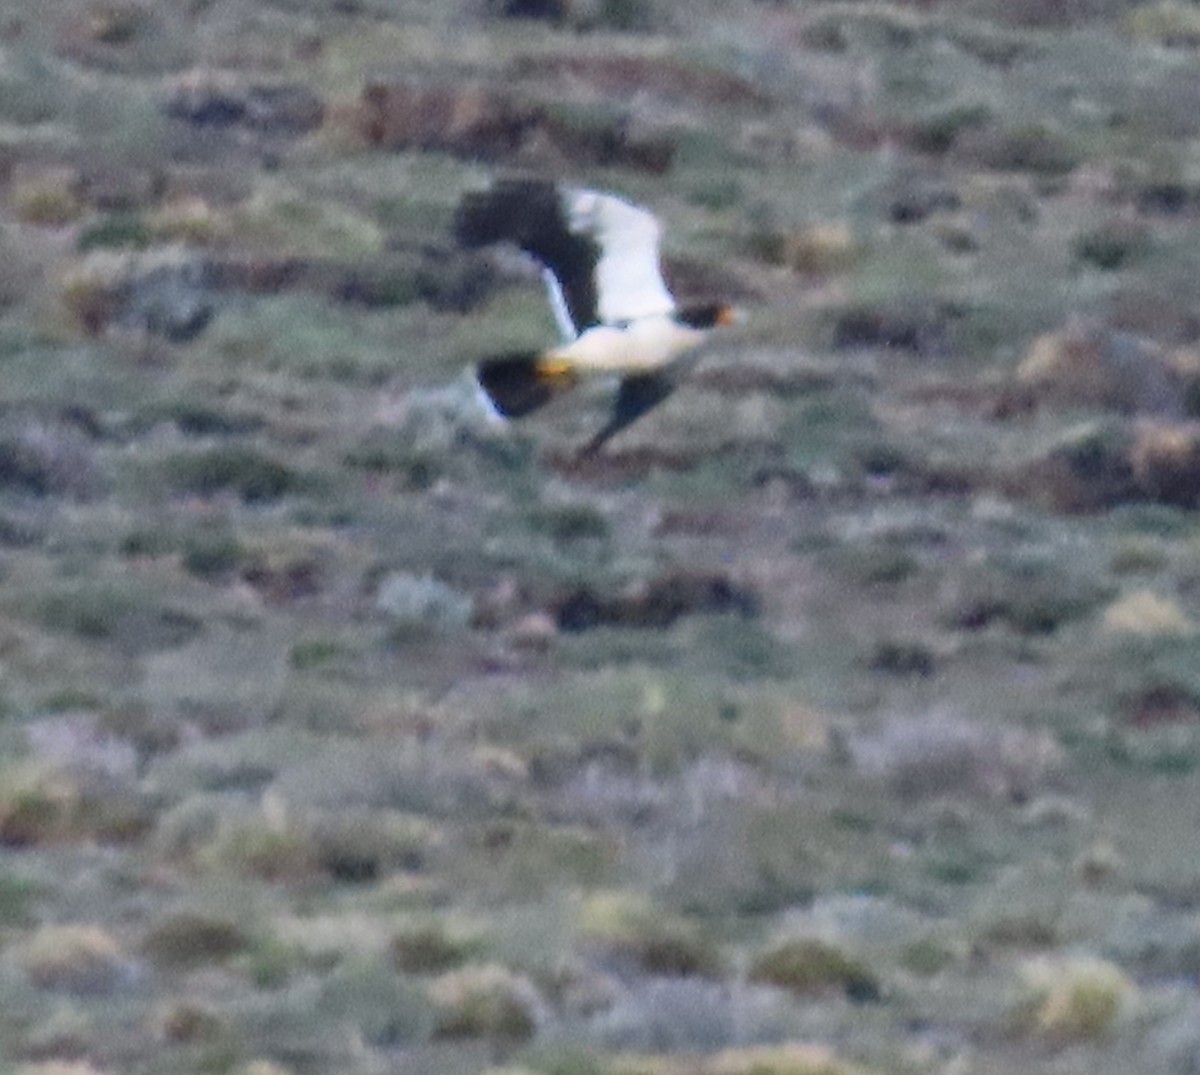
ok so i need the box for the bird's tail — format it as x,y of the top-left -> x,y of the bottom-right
476,352 -> 579,419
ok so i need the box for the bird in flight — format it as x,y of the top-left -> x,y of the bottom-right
454,179 -> 738,456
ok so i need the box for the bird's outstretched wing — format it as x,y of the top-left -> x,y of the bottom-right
454,179 -> 676,336
563,188 -> 676,327
455,179 -> 598,337
577,370 -> 676,458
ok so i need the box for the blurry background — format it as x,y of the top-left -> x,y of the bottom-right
3,1 -> 1200,1073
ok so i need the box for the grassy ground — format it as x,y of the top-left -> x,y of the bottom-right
5,1 -> 1200,1073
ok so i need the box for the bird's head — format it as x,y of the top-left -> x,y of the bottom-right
676,302 -> 742,330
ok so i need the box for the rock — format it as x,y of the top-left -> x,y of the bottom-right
1015,321 -> 1183,415
779,222 -> 857,275
506,611 -> 557,651
164,75 -> 324,137
375,572 -> 474,632
552,570 -> 758,632
118,257 -> 214,340
1130,419 -> 1200,506
239,84 -> 325,135
356,79 -> 676,172
1018,418 -> 1200,511
0,414 -> 103,498
358,80 -> 537,159
542,112 -> 676,174
1102,589 -> 1194,637
61,248 -> 215,340
20,924 -> 135,994
1021,420 -> 1137,513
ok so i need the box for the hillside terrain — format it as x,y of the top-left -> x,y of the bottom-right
6,1 -> 1200,1073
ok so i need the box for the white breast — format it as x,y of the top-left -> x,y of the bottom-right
551,315 -> 707,373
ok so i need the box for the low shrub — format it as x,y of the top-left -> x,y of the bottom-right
428,963 -> 540,1040
749,937 -> 880,1001
20,923 -> 130,994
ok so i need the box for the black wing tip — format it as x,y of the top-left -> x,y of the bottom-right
477,351 -> 577,419
453,178 -> 564,249
452,178 -> 600,333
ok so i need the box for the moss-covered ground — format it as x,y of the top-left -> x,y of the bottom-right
4,2 -> 1200,1073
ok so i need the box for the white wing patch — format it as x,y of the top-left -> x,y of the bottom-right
542,267 -> 577,342
566,189 -> 676,326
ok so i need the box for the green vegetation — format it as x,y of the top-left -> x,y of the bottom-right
0,1 -> 1198,1073
749,937 -> 880,1001
576,891 -> 725,978
158,446 -> 315,502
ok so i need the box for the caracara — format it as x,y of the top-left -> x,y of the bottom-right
454,179 -> 737,456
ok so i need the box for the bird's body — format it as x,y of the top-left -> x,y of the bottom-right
548,313 -> 711,373
454,179 -> 736,454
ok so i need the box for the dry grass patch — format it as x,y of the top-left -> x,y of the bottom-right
849,711 -> 1062,802
196,812 -> 321,882
20,923 -> 130,994
234,1063 -> 296,1075
59,259 -> 127,336
607,1044 -> 873,1075
17,1064 -> 109,1075
1015,955 -> 1133,1042
0,0 -> 1195,1072
160,1000 -> 225,1043
1125,1 -> 1200,44
228,183 -> 383,259
706,1046 -> 871,1075
147,195 -> 230,245
1130,421 -> 1200,507
11,170 -> 84,227
0,762 -> 147,847
429,962 -> 540,1041
0,763 -> 80,847
1102,589 -> 1194,637
746,217 -> 859,276
576,891 -> 724,978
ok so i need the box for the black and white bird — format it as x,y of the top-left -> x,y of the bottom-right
454,179 -> 738,456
